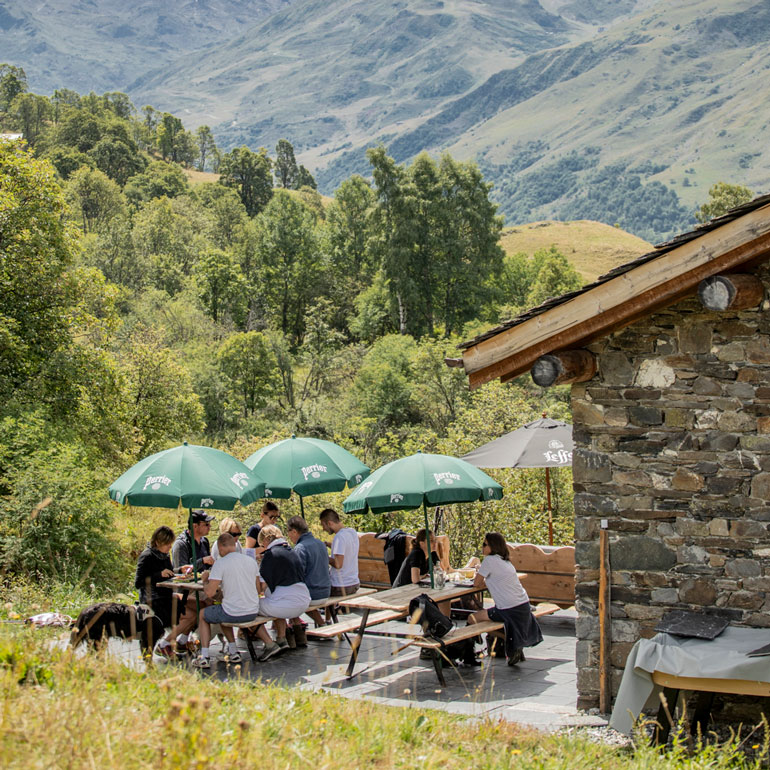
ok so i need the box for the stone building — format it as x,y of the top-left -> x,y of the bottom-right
455,195 -> 770,714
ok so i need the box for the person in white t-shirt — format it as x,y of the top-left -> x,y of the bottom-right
192,532 -> 260,669
468,532 -> 543,666
320,508 -> 359,607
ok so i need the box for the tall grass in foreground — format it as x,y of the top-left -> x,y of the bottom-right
0,626 -> 766,770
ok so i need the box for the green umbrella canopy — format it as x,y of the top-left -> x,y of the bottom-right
342,452 -> 503,514
109,442 -> 266,510
243,435 -> 370,498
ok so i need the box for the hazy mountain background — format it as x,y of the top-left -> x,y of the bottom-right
2,0 -> 769,241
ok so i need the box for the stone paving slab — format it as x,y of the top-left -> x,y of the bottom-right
193,610 -> 608,731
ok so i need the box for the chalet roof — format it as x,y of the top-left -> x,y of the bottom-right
458,193 -> 770,388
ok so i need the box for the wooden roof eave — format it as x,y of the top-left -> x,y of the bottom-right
463,203 -> 770,389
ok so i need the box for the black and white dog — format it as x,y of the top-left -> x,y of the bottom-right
70,602 -> 164,653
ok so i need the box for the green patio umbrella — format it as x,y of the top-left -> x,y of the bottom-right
243,435 -> 370,516
109,442 -> 267,579
342,451 -> 503,587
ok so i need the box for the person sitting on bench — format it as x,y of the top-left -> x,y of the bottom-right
392,529 -> 439,587
257,525 -> 311,656
287,515 -> 329,630
467,532 -> 543,666
191,533 -> 260,669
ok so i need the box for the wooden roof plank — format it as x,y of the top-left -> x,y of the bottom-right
467,224 -> 770,388
463,204 -> 770,383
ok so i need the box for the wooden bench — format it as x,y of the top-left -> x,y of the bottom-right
305,609 -> 407,640
307,587 -> 377,623
364,619 -> 504,686
358,532 -> 451,588
507,543 -> 575,610
221,616 -> 274,662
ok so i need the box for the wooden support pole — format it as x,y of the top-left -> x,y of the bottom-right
530,349 -> 597,387
598,528 -> 612,714
697,273 -> 764,311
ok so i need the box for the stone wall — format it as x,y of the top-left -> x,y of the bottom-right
571,273 -> 770,711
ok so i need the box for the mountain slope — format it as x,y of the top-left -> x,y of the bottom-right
0,0 -> 293,96
130,0 -> 591,149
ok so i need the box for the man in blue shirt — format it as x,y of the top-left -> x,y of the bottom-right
287,515 -> 330,629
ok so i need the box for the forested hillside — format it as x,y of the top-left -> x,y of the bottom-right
0,80 -> 591,594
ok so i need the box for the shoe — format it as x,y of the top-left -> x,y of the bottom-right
224,651 -> 242,664
285,627 -> 297,649
507,649 -> 524,666
292,625 -> 307,647
175,640 -> 198,658
258,643 -> 282,662
154,644 -> 175,660
276,637 -> 289,650
191,656 -> 211,669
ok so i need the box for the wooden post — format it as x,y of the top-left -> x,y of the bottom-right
531,349 -> 597,387
697,273 -> 764,311
598,527 -> 612,713
545,467 -> 553,546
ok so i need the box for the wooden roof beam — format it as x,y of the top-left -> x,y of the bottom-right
463,206 -> 770,389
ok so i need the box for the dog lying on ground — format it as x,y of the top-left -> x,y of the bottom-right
70,602 -> 164,654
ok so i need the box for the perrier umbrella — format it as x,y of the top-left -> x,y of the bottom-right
109,441 -> 267,580
243,435 -> 370,516
342,451 -> 503,587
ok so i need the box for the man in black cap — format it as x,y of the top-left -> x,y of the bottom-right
171,510 -> 215,573
155,510 -> 216,659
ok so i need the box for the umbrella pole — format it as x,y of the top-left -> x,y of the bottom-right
299,494 -> 305,518
189,508 -> 201,619
546,467 -> 553,546
423,501 -> 435,589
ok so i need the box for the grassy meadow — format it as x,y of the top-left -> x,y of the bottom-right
500,221 -> 652,283
2,623 -> 768,770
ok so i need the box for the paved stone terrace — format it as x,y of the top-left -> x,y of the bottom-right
192,610 -> 606,730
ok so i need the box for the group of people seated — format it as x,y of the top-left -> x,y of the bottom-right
134,503 -> 361,666
135,503 -> 543,669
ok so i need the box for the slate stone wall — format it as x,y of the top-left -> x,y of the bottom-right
571,275 -> 770,711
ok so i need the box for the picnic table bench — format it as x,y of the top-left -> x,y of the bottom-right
363,619 -> 504,685
338,582 -> 484,679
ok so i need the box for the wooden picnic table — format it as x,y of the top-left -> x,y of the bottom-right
338,582 -> 483,677
157,579 -> 204,592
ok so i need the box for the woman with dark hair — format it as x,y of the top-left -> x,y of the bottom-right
392,529 -> 439,587
245,501 -> 281,549
134,526 -> 180,631
468,531 -> 543,666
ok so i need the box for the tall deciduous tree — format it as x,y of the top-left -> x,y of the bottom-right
0,145 -> 77,399
252,190 -> 320,343
217,331 -> 279,417
367,147 -> 504,338
65,166 -> 125,233
10,92 -> 51,147
194,249 -> 247,324
274,138 -> 299,189
195,125 -> 218,172
0,64 -> 27,112
696,182 -> 754,223
219,146 -> 273,217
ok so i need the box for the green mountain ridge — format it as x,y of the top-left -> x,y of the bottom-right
0,0 -> 292,95
2,0 -> 769,241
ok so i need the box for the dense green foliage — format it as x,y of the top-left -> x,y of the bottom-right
483,148 -> 694,243
695,182 -> 754,223
0,77 -> 581,595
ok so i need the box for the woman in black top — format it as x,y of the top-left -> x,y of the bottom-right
393,529 -> 439,588
245,501 -> 281,549
134,526 -> 178,628
257,525 -> 311,647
